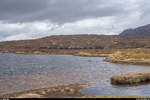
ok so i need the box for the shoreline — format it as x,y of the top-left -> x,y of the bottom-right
1,49 -> 150,98
105,49 -> 150,66
0,83 -> 149,98
1,49 -> 150,66
105,58 -> 150,66
0,49 -> 111,57
0,84 -> 90,98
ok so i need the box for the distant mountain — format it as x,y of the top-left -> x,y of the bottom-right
120,24 -> 150,36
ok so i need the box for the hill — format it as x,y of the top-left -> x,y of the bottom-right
120,24 -> 150,36
0,35 -> 150,53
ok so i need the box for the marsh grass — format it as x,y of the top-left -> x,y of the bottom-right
75,50 -> 109,57
111,72 -> 150,85
106,48 -> 150,65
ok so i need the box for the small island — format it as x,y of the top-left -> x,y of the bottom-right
111,72 -> 150,85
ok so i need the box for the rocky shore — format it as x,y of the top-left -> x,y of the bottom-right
0,83 -> 148,98
0,84 -> 90,98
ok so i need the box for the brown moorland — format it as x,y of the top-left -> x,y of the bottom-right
0,35 -> 150,55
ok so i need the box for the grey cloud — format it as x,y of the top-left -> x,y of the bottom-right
139,1 -> 150,24
1,0 -> 150,41
0,0 -> 48,22
0,0 -> 126,23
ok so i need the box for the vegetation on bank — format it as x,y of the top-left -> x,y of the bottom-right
0,84 -> 90,98
106,48 -> 150,65
0,49 -> 111,57
0,83 -> 148,98
111,72 -> 150,85
1,48 -> 150,65
75,51 -> 109,57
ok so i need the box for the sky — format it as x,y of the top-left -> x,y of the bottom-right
0,0 -> 150,41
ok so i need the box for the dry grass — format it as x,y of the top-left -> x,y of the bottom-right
106,48 -> 150,65
1,35 -> 150,51
0,49 -> 111,57
111,72 -> 150,85
75,50 -> 109,57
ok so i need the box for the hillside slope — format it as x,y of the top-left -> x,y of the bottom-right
0,35 -> 150,52
120,24 -> 150,36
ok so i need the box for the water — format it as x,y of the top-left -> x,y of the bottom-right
0,53 -> 150,96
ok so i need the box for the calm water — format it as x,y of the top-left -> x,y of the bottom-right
0,53 -> 150,96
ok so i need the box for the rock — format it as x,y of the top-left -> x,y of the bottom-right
64,88 -> 74,93
16,93 -> 43,98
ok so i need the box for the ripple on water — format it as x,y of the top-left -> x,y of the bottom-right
0,53 -> 150,96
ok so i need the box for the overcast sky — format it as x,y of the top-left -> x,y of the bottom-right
0,0 -> 150,41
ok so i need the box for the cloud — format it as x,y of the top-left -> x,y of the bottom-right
0,0 -> 127,24
0,13 -> 140,41
0,0 -> 150,41
0,21 -> 58,41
